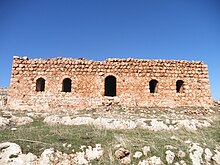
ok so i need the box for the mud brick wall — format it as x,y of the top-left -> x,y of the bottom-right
7,56 -> 212,111
0,88 -> 8,108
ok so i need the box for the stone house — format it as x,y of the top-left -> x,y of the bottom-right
7,56 -> 212,111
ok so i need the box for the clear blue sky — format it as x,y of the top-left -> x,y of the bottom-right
1,0 -> 220,99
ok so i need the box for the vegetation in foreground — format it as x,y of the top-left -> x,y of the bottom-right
0,117 -> 220,164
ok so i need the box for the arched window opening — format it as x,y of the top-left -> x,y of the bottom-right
62,78 -> 71,92
105,76 -> 116,96
36,78 -> 45,92
176,80 -> 184,93
149,79 -> 158,93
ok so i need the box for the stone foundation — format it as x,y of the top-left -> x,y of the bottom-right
7,56 -> 212,111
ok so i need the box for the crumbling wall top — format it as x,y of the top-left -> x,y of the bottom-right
13,56 -> 205,65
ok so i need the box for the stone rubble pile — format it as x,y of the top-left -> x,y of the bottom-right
138,156 -> 163,165
0,142 -> 103,165
180,107 -> 213,115
213,100 -> 220,107
0,115 -> 33,127
0,87 -> 7,108
187,142 -> 220,165
43,115 -> 212,131
10,116 -> 33,126
115,147 -> 131,164
0,141 -> 220,165
0,116 -> 10,126
114,142 -> 220,165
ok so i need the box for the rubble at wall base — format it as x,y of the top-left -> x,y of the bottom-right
0,88 -> 8,109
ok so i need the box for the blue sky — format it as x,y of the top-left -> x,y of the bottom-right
0,0 -> 220,99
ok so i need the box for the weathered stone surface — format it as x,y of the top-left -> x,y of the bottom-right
0,142 -> 104,165
138,156 -> 164,165
0,88 -> 7,108
165,150 -> 175,164
0,141 -> 219,165
165,145 -> 177,150
177,150 -> 186,159
212,149 -> 220,165
93,117 -> 137,129
148,119 -> 168,131
72,117 -> 94,125
0,116 -> 10,126
204,148 -> 212,165
10,116 -> 33,126
142,146 -> 150,157
173,119 -> 211,131
120,155 -> 131,164
114,147 -> 131,164
12,153 -> 37,165
115,148 -> 130,159
74,151 -> 88,165
43,115 -> 212,131
0,142 -> 37,165
38,148 -> 55,165
174,160 -> 187,165
2,110 -> 12,118
85,144 -> 103,161
7,57 -> 212,111
0,115 -> 34,127
133,151 -> 143,159
0,142 -> 22,164
189,143 -> 204,165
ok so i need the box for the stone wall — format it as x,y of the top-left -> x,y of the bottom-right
0,88 -> 8,108
7,56 -> 212,111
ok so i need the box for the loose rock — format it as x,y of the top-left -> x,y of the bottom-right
115,148 -> 130,159
189,143 -> 203,165
212,149 -> 220,165
204,148 -> 212,164
133,151 -> 143,159
177,150 -> 186,159
142,146 -> 150,157
165,150 -> 175,164
10,116 -> 33,126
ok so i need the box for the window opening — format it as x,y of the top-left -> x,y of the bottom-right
105,76 -> 116,96
149,79 -> 158,93
36,78 -> 45,92
62,78 -> 71,92
176,80 -> 184,93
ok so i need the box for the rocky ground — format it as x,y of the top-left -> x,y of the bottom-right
0,105 -> 220,164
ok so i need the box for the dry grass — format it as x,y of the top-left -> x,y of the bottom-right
0,119 -> 219,164
0,106 -> 220,164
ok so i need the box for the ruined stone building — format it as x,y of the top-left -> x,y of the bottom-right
7,56 -> 212,111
